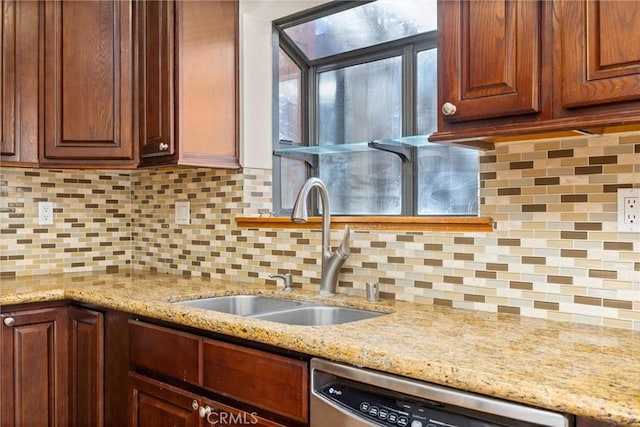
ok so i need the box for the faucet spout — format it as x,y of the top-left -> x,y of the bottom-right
291,177 -> 350,296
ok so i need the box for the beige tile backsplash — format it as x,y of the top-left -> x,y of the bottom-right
2,132 -> 639,329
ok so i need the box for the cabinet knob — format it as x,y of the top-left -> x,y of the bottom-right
3,317 -> 15,327
159,143 -> 169,151
442,102 -> 457,116
198,405 -> 212,418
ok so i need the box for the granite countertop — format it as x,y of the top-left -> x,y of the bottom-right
1,271 -> 638,426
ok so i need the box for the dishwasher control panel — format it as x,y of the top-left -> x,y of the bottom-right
317,381 -> 504,427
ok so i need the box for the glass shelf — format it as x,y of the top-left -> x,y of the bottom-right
273,135 -> 439,162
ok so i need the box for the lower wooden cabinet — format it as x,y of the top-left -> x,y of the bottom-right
0,304 -> 106,427
130,374 -> 285,427
69,306 -> 105,427
129,319 -> 309,426
1,304 -> 69,426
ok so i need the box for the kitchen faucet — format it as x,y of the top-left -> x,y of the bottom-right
291,177 -> 350,296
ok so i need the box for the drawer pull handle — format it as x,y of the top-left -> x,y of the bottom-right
3,317 -> 15,327
159,142 -> 169,151
198,405 -> 212,418
191,400 -> 199,411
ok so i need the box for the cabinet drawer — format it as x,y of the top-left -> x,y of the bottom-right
202,339 -> 308,423
129,320 -> 200,384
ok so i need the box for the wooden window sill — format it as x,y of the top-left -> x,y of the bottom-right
235,216 -> 495,232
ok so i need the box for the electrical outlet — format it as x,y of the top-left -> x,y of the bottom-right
38,202 -> 54,225
175,201 -> 190,225
617,188 -> 640,232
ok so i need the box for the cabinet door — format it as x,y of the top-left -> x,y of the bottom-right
42,0 -> 135,164
437,0 -> 541,124
557,0 -> 640,110
200,396 -> 287,427
177,0 -> 240,168
69,307 -> 104,427
1,306 -> 69,427
139,0 -> 177,165
0,0 -> 38,164
130,374 -> 200,427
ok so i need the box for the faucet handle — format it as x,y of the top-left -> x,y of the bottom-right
268,273 -> 293,292
336,225 -> 350,258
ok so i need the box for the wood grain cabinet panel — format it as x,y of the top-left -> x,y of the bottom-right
69,306 -> 105,427
557,0 -> 640,109
176,0 -> 240,168
41,0 -> 135,165
130,374 -> 287,427
129,320 -> 200,384
0,306 -> 69,427
202,339 -> 309,423
0,0 -> 39,165
436,0 -> 541,124
138,0 -> 177,164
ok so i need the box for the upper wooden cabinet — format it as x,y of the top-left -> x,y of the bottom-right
0,0 -> 39,165
138,0 -> 177,165
2,0 -> 239,169
41,0 -> 137,167
431,0 -> 640,146
437,0 -> 542,124
553,0 -> 640,116
139,0 -> 240,168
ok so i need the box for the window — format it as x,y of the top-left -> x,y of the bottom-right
273,0 -> 478,217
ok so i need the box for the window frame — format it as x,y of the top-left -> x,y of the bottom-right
272,2 -> 441,217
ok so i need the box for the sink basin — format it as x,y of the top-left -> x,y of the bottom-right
252,306 -> 383,326
175,295 -> 304,316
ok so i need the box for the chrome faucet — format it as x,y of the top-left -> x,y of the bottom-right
291,177 -> 350,296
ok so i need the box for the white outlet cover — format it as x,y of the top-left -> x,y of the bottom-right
175,201 -> 190,225
38,201 -> 54,225
617,188 -> 640,232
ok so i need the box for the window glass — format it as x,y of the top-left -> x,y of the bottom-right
284,0 -> 437,60
320,151 -> 402,215
318,56 -> 402,144
417,146 -> 479,215
278,50 -> 307,209
416,48 -> 438,135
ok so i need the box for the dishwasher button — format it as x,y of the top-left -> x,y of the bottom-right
378,409 -> 389,420
369,406 -> 379,417
397,416 -> 409,426
411,421 -> 423,427
388,413 -> 398,423
360,402 -> 370,412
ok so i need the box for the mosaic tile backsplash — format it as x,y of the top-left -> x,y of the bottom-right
1,132 -> 639,329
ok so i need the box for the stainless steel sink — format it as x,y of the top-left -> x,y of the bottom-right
174,295 -> 385,326
252,306 -> 383,326
175,295 -> 304,316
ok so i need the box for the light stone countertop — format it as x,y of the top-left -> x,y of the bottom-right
1,271 -> 638,426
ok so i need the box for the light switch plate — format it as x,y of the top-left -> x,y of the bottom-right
175,201 -> 190,225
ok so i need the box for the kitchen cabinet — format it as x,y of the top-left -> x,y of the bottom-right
138,0 -> 177,165
41,0 -> 136,167
0,304 -> 69,426
69,306 -> 105,427
138,0 -> 240,168
552,0 -> 640,118
131,374 -> 285,427
0,0 -> 39,165
576,416 -> 620,427
430,0 -> 640,146
129,319 -> 308,425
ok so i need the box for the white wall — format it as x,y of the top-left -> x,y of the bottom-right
239,0 -> 328,169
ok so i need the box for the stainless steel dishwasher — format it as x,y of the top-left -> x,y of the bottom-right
310,358 -> 572,427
